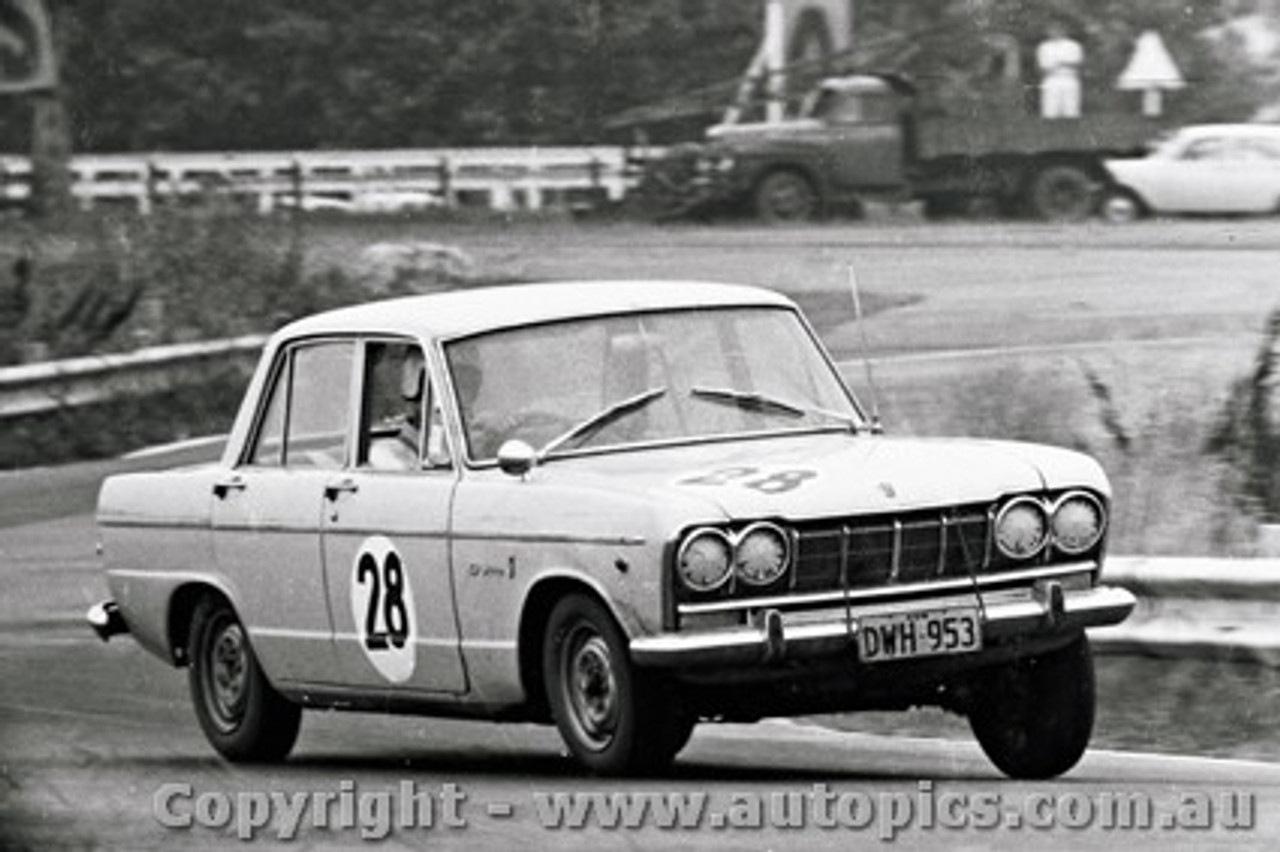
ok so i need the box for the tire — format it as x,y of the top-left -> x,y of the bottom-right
1026,164 -> 1096,222
753,170 -> 820,223
920,193 -> 970,220
542,593 -> 689,774
968,634 -> 1095,779
188,595 -> 301,762
1101,189 -> 1144,224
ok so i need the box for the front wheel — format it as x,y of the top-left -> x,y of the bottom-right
543,594 -> 689,774
753,170 -> 820,223
188,595 -> 301,762
1100,189 -> 1145,224
968,635 -> 1096,779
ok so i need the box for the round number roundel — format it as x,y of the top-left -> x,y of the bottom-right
349,536 -> 417,683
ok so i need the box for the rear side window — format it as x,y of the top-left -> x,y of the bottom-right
246,341 -> 354,469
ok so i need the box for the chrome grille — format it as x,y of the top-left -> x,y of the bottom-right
794,509 -> 989,593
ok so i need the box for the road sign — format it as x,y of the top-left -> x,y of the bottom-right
0,0 -> 56,94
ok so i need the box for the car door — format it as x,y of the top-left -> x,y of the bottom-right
210,339 -> 354,686
820,89 -> 904,191
320,338 -> 467,694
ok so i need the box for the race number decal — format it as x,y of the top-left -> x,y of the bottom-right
349,536 -> 417,683
680,466 -> 817,494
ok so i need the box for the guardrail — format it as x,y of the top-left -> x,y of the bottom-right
0,146 -> 658,214
0,335 -> 266,419
1093,556 -> 1280,666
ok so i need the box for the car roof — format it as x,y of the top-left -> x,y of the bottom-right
1175,123 -> 1280,139
277,280 -> 797,342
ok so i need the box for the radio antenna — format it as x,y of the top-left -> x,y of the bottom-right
847,264 -> 883,434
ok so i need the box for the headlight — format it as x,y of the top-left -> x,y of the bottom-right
1051,492 -> 1106,554
677,528 -> 733,592
994,497 -> 1049,560
734,522 -> 791,586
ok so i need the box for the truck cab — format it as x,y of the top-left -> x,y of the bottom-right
701,75 -> 911,221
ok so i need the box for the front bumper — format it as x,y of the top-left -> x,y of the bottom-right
630,581 -> 1135,669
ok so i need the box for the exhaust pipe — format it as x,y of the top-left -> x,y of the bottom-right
87,600 -> 129,641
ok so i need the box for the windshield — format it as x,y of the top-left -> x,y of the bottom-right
445,306 -> 862,462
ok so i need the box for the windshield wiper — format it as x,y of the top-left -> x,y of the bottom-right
690,386 -> 860,432
539,387 -> 668,458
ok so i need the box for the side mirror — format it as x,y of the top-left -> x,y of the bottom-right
496,440 -> 537,478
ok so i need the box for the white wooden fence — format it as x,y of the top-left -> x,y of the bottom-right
0,146 -> 654,214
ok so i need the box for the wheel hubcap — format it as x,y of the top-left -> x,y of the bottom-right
563,628 -> 618,751
205,618 -> 249,731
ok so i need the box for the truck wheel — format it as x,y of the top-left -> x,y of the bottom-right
188,595 -> 301,762
543,593 -> 686,774
968,634 -> 1095,779
1027,164 -> 1095,222
754,170 -> 819,223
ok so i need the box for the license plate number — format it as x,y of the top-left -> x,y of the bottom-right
857,608 -> 982,663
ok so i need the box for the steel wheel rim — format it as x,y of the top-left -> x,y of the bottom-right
768,178 -> 813,220
561,624 -> 619,751
1103,194 -> 1137,223
203,615 -> 249,732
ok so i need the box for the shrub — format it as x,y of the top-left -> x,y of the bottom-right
1207,306 -> 1280,522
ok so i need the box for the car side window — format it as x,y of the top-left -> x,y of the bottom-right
361,341 -> 451,471
1181,137 -> 1228,161
246,341 -> 353,469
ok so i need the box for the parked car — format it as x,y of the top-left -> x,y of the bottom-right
1102,124 -> 1280,221
89,281 -> 1135,778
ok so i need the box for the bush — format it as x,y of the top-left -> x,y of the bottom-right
1,206 -> 365,365
1207,307 -> 1280,522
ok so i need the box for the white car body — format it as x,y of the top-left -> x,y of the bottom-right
90,280 -> 1134,777
1104,123 -> 1280,218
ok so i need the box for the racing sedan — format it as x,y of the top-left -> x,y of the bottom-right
89,280 -> 1135,777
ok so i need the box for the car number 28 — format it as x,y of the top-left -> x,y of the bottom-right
857,608 -> 981,663
349,536 -> 418,683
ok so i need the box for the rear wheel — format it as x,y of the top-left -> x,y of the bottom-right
188,595 -> 301,762
753,170 -> 819,223
543,594 -> 690,774
968,634 -> 1095,779
1027,164 -> 1095,222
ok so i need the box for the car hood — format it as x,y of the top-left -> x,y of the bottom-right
531,432 -> 1107,524
1103,157 -> 1155,182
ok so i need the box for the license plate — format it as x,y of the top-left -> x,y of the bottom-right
857,608 -> 982,663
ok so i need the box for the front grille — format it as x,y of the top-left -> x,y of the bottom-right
793,508 -> 990,593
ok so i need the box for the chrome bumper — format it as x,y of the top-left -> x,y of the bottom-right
630,583 -> 1136,669
87,600 -> 129,642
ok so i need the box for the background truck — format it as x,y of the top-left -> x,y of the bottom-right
637,73 -> 1162,222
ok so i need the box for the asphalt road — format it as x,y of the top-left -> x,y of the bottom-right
1,505 -> 1278,850
3,219 -> 1280,850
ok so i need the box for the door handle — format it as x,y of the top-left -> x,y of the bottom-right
212,476 -> 247,499
323,478 -> 359,500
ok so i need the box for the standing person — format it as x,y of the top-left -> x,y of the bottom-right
1037,23 -> 1084,119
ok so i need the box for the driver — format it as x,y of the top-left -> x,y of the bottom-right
452,356 -> 508,461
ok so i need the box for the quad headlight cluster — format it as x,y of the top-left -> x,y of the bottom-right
994,491 -> 1107,561
676,522 -> 792,592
